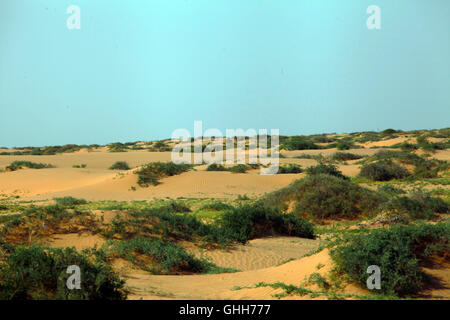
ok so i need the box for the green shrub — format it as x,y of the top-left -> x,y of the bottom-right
336,142 -> 352,150
381,129 -> 399,135
152,141 -> 170,151
409,190 -> 449,214
394,142 -> 418,151
135,162 -> 193,187
0,245 -> 126,300
331,223 -> 450,296
377,184 -> 406,196
108,237 -> 215,274
413,159 -> 448,179
281,138 -> 320,151
237,194 -> 250,201
260,174 -> 384,219
330,152 -> 364,162
54,197 -> 88,207
277,164 -> 303,174
107,143 -> 128,152
310,135 -> 336,143
359,160 -> 410,181
220,203 -> 314,243
382,197 -> 434,220
109,161 -> 131,170
361,150 -> 447,179
105,207 -> 229,246
163,200 -> 191,213
73,164 -> 87,169
416,136 -> 448,152
206,163 -> 227,171
6,161 -> 54,171
306,164 -> 348,180
295,175 -> 383,219
229,164 -> 247,173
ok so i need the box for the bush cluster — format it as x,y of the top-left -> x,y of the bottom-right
331,223 -> 450,295
135,162 -> 193,187
359,160 -> 410,181
382,191 -> 449,220
305,164 -> 348,180
107,237 -> 215,274
109,161 -> 131,170
54,197 -> 88,207
6,161 -> 55,171
0,245 -> 126,300
260,174 -> 383,219
277,164 -> 303,174
220,203 -> 314,243
280,138 -> 320,151
329,152 -> 364,162
206,163 -> 227,171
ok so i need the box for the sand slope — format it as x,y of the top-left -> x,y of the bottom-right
124,249 -> 368,300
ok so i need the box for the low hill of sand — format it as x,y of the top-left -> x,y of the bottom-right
0,147 -> 403,201
123,248 -> 368,300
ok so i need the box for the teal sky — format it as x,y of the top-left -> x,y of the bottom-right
1,0 -> 449,147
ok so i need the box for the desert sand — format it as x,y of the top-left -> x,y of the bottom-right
1,132 -> 448,300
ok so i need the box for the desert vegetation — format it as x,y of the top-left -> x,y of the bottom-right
135,162 -> 193,187
5,160 -> 55,171
0,128 -> 448,300
109,161 -> 131,170
331,223 -> 449,296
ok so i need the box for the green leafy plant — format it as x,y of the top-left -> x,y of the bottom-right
306,164 -> 348,180
331,223 -> 450,296
54,197 -> 88,207
0,245 -> 126,300
359,160 -> 410,181
229,164 -> 247,173
220,203 -> 314,243
6,161 -> 55,171
135,162 -> 193,187
277,164 -> 303,174
206,163 -> 227,171
109,161 -> 131,170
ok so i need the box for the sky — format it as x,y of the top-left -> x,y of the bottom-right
0,0 -> 449,147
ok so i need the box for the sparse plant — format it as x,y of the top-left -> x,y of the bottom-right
206,163 -> 227,171
229,164 -> 247,173
135,162 -> 193,187
109,161 -> 131,170
277,164 -> 303,174
5,161 -> 55,171
54,197 -> 88,207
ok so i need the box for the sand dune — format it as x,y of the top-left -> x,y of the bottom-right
23,170 -> 302,201
188,237 -> 319,271
0,150 -> 172,170
0,168 -> 116,197
124,248 -> 368,300
0,147 -> 378,201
